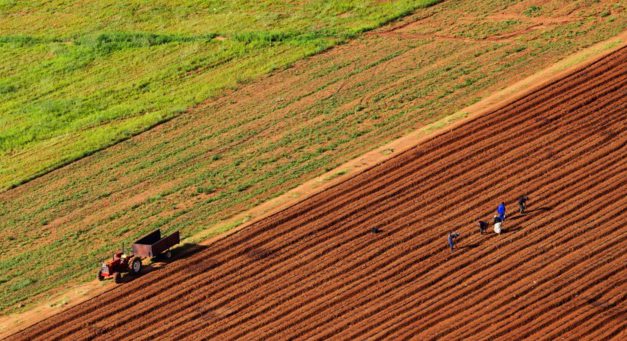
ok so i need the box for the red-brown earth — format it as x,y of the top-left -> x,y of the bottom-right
8,45 -> 627,340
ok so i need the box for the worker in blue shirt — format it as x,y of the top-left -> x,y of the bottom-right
497,202 -> 506,221
448,232 -> 460,252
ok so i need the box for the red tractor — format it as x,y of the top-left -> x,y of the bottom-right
98,229 -> 180,283
98,251 -> 142,283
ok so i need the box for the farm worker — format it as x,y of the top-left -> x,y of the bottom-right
478,221 -> 488,235
493,215 -> 503,234
518,195 -> 529,214
497,202 -> 506,221
448,232 -> 461,252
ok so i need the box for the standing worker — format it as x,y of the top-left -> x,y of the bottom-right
518,195 -> 529,214
497,202 -> 506,222
478,221 -> 488,235
448,232 -> 461,252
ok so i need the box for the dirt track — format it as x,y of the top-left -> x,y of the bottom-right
9,47 -> 627,340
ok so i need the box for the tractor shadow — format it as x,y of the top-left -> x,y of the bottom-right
169,242 -> 210,260
118,243 -> 210,283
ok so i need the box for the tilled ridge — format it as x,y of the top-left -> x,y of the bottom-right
9,47 -> 627,341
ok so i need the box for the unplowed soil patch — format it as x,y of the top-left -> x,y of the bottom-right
9,46 -> 627,341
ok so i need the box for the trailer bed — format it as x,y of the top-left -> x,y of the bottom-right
132,229 -> 180,258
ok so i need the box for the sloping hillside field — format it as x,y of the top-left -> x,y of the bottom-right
2,0 -> 625,314
10,46 -> 626,340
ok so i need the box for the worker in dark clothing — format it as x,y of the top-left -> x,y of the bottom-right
448,232 -> 461,252
478,221 -> 488,235
497,202 -> 506,221
518,195 -> 529,214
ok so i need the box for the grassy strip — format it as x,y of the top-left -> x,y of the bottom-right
0,0 -> 440,190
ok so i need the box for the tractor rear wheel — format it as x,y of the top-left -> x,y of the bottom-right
113,272 -> 121,283
129,257 -> 142,275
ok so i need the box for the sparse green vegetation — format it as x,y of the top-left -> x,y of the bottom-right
196,186 -> 216,194
523,5 -> 542,17
325,169 -> 349,181
457,19 -> 522,40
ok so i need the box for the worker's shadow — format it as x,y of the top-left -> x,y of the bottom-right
585,296 -> 619,310
244,247 -> 275,260
503,226 -> 523,234
508,206 -> 552,221
460,243 -> 480,250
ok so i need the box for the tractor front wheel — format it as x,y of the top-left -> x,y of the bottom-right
97,270 -> 104,281
129,257 -> 142,275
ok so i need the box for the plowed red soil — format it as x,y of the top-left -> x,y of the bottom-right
9,47 -> 627,341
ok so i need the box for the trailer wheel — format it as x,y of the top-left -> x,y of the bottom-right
129,257 -> 142,275
114,272 -> 121,284
164,250 -> 172,260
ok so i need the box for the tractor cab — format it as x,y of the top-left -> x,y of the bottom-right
109,251 -> 127,267
98,248 -> 141,283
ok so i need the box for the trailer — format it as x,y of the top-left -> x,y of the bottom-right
132,229 -> 180,259
98,229 -> 180,283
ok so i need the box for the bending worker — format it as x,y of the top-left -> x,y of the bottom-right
448,232 -> 461,252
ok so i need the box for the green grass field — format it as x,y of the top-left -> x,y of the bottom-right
0,0 -> 440,190
0,0 -> 624,316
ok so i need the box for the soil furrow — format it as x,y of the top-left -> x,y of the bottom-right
100,70 -> 627,340
220,112 -> 627,340
297,166 -> 627,341
9,43 -> 626,341
163,104 -> 627,340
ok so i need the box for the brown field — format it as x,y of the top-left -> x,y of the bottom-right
9,45 -> 626,340
1,0 -> 625,315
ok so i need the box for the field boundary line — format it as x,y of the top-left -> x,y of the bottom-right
188,29 -> 627,248
0,29 -> 625,340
